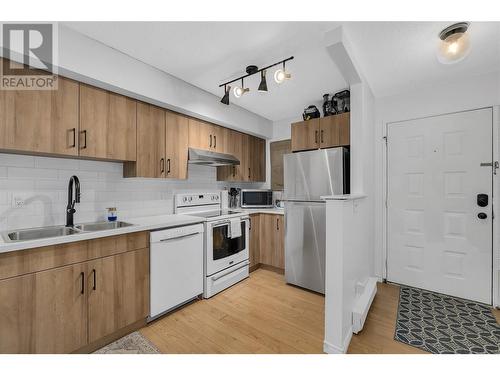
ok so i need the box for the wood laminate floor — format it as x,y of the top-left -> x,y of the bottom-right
140,268 -> 500,354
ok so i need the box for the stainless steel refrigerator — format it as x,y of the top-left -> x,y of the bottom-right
283,147 -> 349,294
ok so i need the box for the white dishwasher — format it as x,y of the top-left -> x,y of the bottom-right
149,223 -> 204,321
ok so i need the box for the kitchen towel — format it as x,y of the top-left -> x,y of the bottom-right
230,218 -> 241,239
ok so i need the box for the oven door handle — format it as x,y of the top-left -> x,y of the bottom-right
211,261 -> 249,282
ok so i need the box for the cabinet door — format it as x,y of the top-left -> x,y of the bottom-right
79,85 -> 137,161
259,214 -> 285,270
165,111 -> 189,179
87,248 -> 149,343
270,139 -> 291,190
129,102 -> 165,178
249,136 -> 266,182
188,118 -> 214,151
0,76 -> 79,155
211,124 -> 226,153
0,263 -> 87,353
217,130 -> 248,182
249,214 -> 261,269
319,113 -> 350,148
291,118 -> 320,152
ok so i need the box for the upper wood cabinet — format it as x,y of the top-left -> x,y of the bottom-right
125,102 -> 165,178
291,118 -> 320,152
124,106 -> 189,180
319,112 -> 350,148
0,76 -> 79,155
270,139 -> 291,190
216,131 -> 266,182
291,113 -> 350,152
188,118 -> 226,153
79,84 -> 137,161
165,111 -> 189,179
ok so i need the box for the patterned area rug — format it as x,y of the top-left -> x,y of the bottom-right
94,332 -> 160,354
394,286 -> 500,354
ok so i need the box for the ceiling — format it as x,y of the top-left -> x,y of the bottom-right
63,21 -> 500,121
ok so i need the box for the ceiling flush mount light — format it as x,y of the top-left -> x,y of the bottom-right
274,61 -> 292,84
218,56 -> 293,105
258,70 -> 268,92
220,84 -> 231,105
437,22 -> 471,64
233,79 -> 249,98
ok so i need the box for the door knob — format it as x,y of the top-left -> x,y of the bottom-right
478,212 -> 487,220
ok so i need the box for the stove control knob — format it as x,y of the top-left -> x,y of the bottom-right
183,197 -> 187,202
188,196 -> 193,202
215,196 -> 219,201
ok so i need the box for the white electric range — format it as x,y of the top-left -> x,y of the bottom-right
174,192 -> 250,298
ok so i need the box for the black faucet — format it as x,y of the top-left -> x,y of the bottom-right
66,175 -> 81,227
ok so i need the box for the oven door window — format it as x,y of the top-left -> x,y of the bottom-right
212,222 -> 246,261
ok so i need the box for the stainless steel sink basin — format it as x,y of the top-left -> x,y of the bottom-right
74,221 -> 134,232
2,226 -> 82,242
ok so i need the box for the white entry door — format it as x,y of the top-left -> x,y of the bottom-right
387,108 -> 493,304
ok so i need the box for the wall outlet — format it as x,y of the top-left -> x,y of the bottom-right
12,196 -> 25,208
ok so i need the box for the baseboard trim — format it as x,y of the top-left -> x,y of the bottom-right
323,328 -> 353,354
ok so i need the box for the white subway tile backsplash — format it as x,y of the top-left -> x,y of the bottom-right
0,154 -> 35,167
0,153 -> 266,232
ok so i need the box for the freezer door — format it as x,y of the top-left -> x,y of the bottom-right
283,148 -> 344,201
285,201 -> 326,294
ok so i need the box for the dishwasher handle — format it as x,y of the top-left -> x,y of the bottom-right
158,232 -> 201,242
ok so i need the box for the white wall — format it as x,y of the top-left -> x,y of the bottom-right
373,70 -> 500,279
0,153 -> 265,232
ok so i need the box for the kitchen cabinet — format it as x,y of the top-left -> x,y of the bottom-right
318,112 -> 350,148
0,76 -> 79,156
87,248 -> 149,343
291,118 -> 319,152
165,111 -> 189,179
124,106 -> 189,179
188,118 -> 225,153
247,213 -> 285,272
79,84 -> 137,161
249,214 -> 261,270
0,232 -> 149,354
270,139 -> 292,190
259,213 -> 285,270
0,263 -> 87,354
291,113 -> 350,152
217,131 -> 265,182
126,102 -> 166,178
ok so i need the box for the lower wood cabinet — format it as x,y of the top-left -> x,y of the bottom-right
248,213 -> 284,272
0,232 -> 149,354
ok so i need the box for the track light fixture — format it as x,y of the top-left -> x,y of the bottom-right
233,79 -> 249,98
258,70 -> 268,92
274,61 -> 291,84
219,56 -> 293,105
220,84 -> 230,105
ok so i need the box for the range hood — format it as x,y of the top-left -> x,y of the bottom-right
188,148 -> 240,167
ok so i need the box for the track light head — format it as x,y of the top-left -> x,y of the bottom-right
258,70 -> 268,92
220,85 -> 230,105
274,62 -> 291,84
233,79 -> 249,98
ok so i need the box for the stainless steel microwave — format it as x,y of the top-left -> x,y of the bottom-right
240,189 -> 273,208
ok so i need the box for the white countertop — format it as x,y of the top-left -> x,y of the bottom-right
0,214 -> 205,254
237,208 -> 285,215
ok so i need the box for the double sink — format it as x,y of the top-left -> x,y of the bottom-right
2,221 -> 134,243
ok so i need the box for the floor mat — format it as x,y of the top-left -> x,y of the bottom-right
394,285 -> 500,354
93,332 -> 160,354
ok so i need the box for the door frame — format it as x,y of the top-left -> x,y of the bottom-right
382,106 -> 499,307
